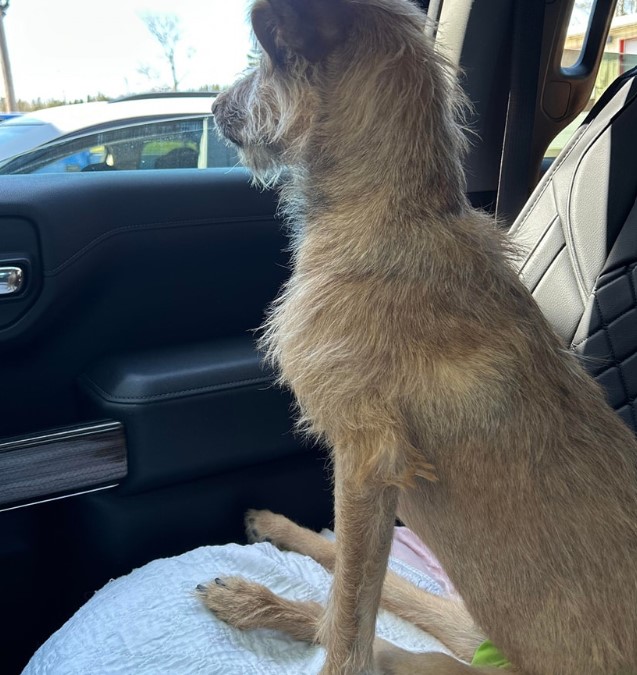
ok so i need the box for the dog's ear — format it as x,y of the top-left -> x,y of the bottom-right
252,0 -> 352,65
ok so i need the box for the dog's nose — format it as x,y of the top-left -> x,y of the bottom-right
211,93 -> 226,117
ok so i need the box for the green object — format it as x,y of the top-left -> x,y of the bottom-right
471,640 -> 512,668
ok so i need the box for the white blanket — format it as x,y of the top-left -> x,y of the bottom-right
23,536 -> 450,674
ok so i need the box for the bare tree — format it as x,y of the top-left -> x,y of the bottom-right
139,12 -> 192,91
136,63 -> 162,89
0,0 -> 16,111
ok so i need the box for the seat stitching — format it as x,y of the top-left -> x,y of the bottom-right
517,214 -> 561,276
44,214 -> 278,277
593,294 -> 637,429
511,124 -> 590,236
513,77 -> 637,241
81,373 -> 275,403
571,264 -> 636,347
575,343 -> 637,378
528,242 -> 567,294
564,84 -> 637,303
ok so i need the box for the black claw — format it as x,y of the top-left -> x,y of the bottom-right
196,584 -> 206,592
214,577 -> 226,587
264,536 -> 273,543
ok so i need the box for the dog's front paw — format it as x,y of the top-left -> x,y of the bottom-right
245,508 -> 297,547
196,576 -> 279,630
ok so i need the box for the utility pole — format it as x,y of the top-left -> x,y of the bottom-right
0,0 -> 16,112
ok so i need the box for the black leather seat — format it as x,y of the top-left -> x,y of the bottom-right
509,66 -> 637,432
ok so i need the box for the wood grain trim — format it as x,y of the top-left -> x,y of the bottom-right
0,420 -> 127,507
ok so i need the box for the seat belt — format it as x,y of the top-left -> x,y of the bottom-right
435,0 -> 474,67
495,0 -> 546,226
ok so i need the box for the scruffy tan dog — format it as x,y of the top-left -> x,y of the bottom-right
199,0 -> 637,672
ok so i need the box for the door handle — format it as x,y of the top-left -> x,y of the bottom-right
0,266 -> 24,296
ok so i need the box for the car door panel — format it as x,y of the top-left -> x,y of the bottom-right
0,420 -> 127,508
0,217 -> 41,328
77,337 -> 301,494
0,168 -> 333,673
0,170 -> 285,430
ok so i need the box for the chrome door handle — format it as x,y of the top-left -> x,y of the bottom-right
0,266 -> 25,295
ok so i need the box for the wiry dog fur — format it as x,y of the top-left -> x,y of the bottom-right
200,0 -> 637,673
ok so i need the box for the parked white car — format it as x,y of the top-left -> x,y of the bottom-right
0,93 -> 237,174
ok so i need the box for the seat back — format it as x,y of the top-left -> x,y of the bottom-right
509,67 -> 637,432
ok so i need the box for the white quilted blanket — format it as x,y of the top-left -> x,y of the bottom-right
23,536 -> 450,674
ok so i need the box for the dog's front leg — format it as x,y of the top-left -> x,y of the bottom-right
318,449 -> 399,675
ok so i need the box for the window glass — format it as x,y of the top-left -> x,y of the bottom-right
561,1 -> 592,68
0,116 -> 239,174
1,1 -> 251,170
548,2 -> 637,158
0,123 -> 45,142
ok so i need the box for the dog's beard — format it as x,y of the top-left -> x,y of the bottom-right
238,143 -> 286,189
214,116 -> 284,188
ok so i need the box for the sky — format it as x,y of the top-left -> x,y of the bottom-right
5,0 -> 254,102
3,0 -> 600,105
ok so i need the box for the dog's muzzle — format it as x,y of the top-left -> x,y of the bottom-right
211,97 -> 244,148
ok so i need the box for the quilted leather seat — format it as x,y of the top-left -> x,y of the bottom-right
509,67 -> 637,433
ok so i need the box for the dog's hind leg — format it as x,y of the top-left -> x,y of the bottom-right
246,509 -> 484,662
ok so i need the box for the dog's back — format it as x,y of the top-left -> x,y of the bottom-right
392,209 -> 637,673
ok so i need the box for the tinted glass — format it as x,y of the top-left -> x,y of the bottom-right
0,115 -> 239,174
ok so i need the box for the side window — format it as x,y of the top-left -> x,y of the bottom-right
0,116 -> 239,175
4,3 -> 252,172
547,3 -> 637,158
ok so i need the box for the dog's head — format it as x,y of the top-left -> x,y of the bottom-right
213,0 -> 465,189
212,0 -> 355,182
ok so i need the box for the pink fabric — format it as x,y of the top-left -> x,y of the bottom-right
391,526 -> 455,595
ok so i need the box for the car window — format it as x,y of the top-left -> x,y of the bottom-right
2,1 -> 251,171
547,2 -> 637,158
0,115 -> 239,174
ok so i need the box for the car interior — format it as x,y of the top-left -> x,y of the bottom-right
1,0 -> 636,672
